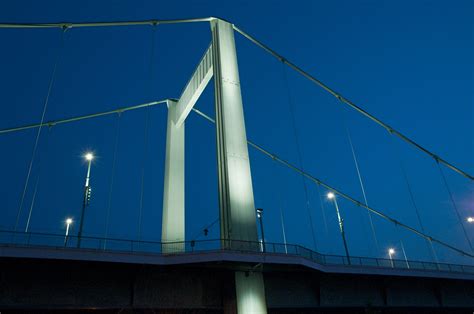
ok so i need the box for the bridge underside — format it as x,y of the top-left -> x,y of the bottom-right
1,253 -> 473,313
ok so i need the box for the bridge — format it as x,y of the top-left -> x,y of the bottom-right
0,17 -> 473,313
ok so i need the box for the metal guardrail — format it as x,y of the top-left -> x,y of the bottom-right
0,230 -> 473,275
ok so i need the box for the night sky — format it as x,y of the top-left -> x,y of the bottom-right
0,0 -> 472,265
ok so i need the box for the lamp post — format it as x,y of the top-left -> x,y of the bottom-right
64,218 -> 73,246
77,152 -> 93,248
327,192 -> 351,265
257,208 -> 265,252
388,248 -> 395,268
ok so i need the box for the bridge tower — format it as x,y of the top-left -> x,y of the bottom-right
161,18 -> 267,313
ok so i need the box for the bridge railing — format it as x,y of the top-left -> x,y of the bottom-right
0,229 -> 473,275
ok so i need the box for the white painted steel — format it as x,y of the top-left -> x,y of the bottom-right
211,19 -> 259,244
162,100 -> 185,253
235,271 -> 267,313
211,19 -> 267,314
175,45 -> 213,127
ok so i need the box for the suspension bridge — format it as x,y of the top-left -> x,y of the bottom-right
0,17 -> 473,313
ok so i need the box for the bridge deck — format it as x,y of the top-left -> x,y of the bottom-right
0,230 -> 473,281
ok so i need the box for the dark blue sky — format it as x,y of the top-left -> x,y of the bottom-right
0,0 -> 472,265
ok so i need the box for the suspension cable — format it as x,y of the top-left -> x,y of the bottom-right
388,131 -> 439,263
25,127 -> 52,232
395,224 -> 410,268
0,17 -> 214,29
276,165 -> 290,250
191,107 -> 474,258
437,160 -> 474,253
0,100 -> 167,136
25,175 -> 40,232
281,63 -> 318,250
390,191 -> 413,268
232,25 -> 474,182
341,110 -> 379,254
137,23 -> 157,241
104,113 -> 122,248
14,28 -> 67,231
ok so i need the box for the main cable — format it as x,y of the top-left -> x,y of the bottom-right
0,17 -> 213,29
232,25 -> 474,182
0,100 -> 167,135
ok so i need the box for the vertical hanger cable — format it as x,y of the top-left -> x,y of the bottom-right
281,62 -> 318,250
15,28 -> 67,231
137,24 -> 157,241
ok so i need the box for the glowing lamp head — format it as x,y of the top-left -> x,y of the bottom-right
327,192 -> 335,200
66,218 -> 73,224
467,217 -> 474,223
388,248 -> 395,255
85,152 -> 94,161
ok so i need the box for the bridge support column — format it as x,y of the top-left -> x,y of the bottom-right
235,271 -> 267,313
162,99 -> 185,253
211,18 -> 267,313
211,19 -> 259,247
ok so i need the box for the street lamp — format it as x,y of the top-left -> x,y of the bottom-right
327,192 -> 351,264
257,208 -> 265,253
467,217 -> 474,223
77,152 -> 94,248
388,248 -> 395,268
64,218 -> 73,246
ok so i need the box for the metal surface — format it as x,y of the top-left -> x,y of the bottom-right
162,100 -> 185,252
235,271 -> 267,313
211,19 -> 266,314
211,19 -> 258,245
175,44 -> 213,127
